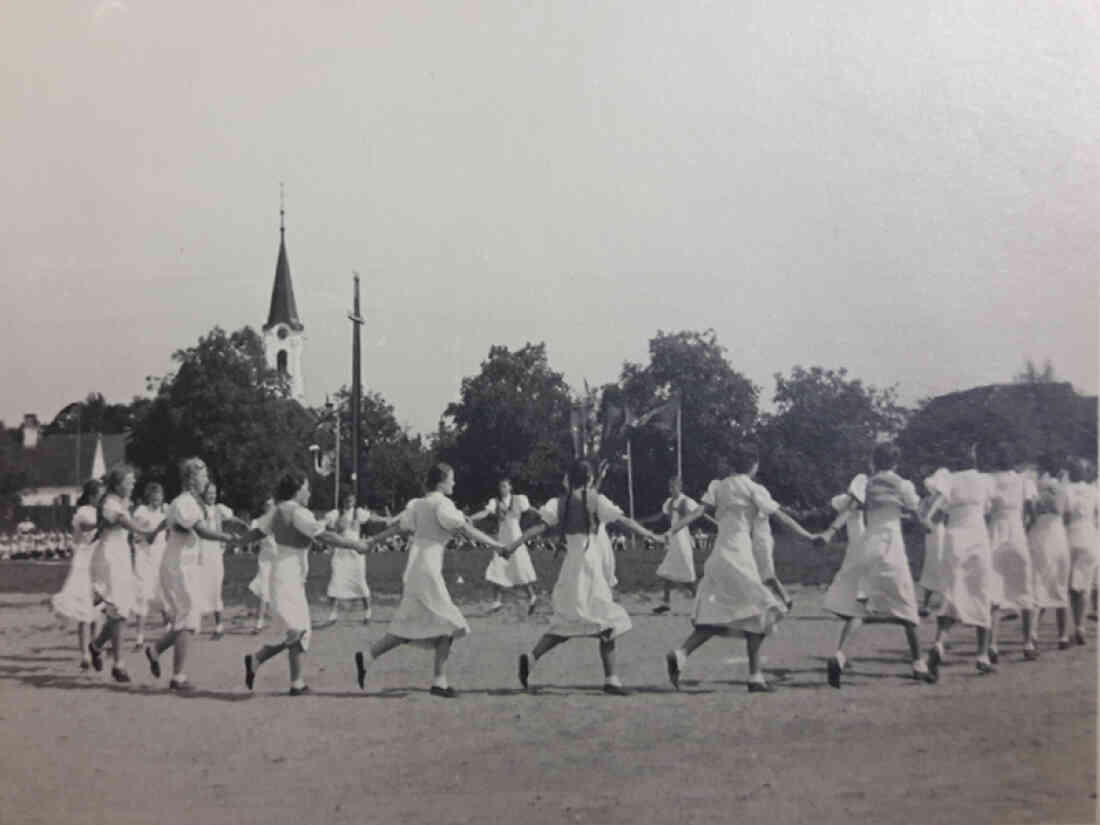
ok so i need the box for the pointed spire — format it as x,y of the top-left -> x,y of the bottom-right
265,183 -> 304,332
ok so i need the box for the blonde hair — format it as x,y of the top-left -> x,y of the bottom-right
179,457 -> 207,491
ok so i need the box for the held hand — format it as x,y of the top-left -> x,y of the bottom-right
811,533 -> 828,547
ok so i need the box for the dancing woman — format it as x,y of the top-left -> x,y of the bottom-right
353,464 -> 503,697
916,469 -> 949,617
241,472 -> 368,695
247,498 -> 276,633
505,460 -> 662,695
51,479 -> 103,670
822,444 -> 934,686
1028,456 -> 1070,650
145,459 -> 243,691
1064,457 -> 1098,647
200,482 -> 237,640
650,476 -> 698,614
920,444 -> 997,677
131,482 -> 170,649
323,493 -> 393,625
466,478 -> 539,614
664,444 -> 819,694
88,464 -> 161,682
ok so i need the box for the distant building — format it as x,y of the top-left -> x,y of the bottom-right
4,414 -> 126,506
262,195 -> 306,401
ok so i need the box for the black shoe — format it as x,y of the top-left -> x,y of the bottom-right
518,654 -> 531,689
976,660 -> 997,675
913,666 -> 936,684
918,606 -> 930,618
289,685 -> 311,696
988,648 -> 999,665
927,646 -> 942,681
355,651 -> 367,690
1058,638 -> 1071,650
1023,647 -> 1040,661
747,681 -> 775,693
429,686 -> 457,698
666,652 -> 681,691
169,677 -> 193,692
527,598 -> 538,616
652,604 -> 671,615
1075,631 -> 1087,646
111,666 -> 131,683
785,598 -> 795,611
79,659 -> 91,671
827,656 -> 842,689
145,646 -> 161,679
88,643 -> 103,672
603,683 -> 630,696
244,654 -> 255,691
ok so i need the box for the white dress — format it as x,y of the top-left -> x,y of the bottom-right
132,504 -> 167,617
247,519 -> 276,602
691,476 -> 787,636
595,522 -> 617,589
1028,476 -> 1070,609
658,494 -> 698,583
751,509 -> 776,581
538,493 -> 632,639
824,471 -> 920,624
51,506 -> 100,623
931,469 -> 995,629
159,492 -> 209,633
90,495 -> 137,619
199,503 -> 233,614
987,471 -> 1036,610
389,492 -> 470,645
484,495 -> 538,587
325,507 -> 372,599
918,469 -> 949,594
253,501 -> 326,650
1065,482 -> 1099,593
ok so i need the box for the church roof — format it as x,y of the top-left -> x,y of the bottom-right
264,227 -> 304,332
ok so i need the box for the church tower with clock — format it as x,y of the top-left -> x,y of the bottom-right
263,190 -> 306,401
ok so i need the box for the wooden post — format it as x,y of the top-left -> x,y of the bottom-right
348,274 -> 364,505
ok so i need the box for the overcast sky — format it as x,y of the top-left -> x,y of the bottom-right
3,1 -> 1097,435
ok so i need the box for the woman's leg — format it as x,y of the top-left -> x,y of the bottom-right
287,640 -> 305,688
432,636 -> 452,687
988,605 -> 1000,660
78,622 -> 91,666
746,633 -> 767,684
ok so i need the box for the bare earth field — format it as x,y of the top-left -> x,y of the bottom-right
0,549 -> 1096,825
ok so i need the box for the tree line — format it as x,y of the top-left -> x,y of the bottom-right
2,327 -> 1094,519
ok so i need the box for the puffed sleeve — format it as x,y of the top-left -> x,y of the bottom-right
596,494 -> 624,523
324,509 -> 339,529
399,502 -> 417,532
486,498 -> 498,512
291,505 -> 327,539
1022,476 -> 1038,502
252,508 -> 274,535
217,503 -> 235,520
101,496 -> 125,524
749,482 -> 780,516
847,474 -> 868,504
924,468 -> 952,499
538,497 -> 560,527
701,480 -> 720,507
899,480 -> 920,511
434,496 -> 468,531
830,493 -> 854,513
174,494 -> 205,531
681,495 -> 699,513
74,506 -> 98,531
356,507 -> 371,523
515,494 -> 530,513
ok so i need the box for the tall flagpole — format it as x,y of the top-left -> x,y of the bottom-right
626,438 -> 635,521
676,400 -> 683,483
348,274 -> 364,505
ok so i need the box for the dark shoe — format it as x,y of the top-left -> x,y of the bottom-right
88,643 -> 103,672
1023,647 -> 1040,661
975,660 -> 997,675
666,651 -> 681,691
918,606 -> 931,618
827,656 -> 842,689
1058,638 -> 1070,650
145,646 -> 161,679
429,686 -> 457,698
1075,631 -> 1087,646
355,651 -> 367,690
785,599 -> 795,611
169,677 -> 193,692
913,666 -> 936,684
747,681 -> 775,693
111,666 -> 131,683
244,654 -> 255,691
927,646 -> 942,681
289,685 -> 311,696
211,631 -> 224,641
988,648 -> 999,665
603,683 -> 630,696
518,654 -> 530,689
79,659 -> 91,671
652,604 -> 671,615
527,597 -> 538,616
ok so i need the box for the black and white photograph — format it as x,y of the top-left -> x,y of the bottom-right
1,2 -> 1097,823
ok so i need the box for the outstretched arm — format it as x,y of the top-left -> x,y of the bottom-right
459,521 -> 504,550
465,506 -> 493,523
921,494 -> 946,531
362,521 -> 410,550
667,504 -> 712,536
771,508 -> 818,543
612,514 -> 663,543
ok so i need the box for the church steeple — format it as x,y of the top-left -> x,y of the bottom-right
264,184 -> 303,332
262,184 -> 306,400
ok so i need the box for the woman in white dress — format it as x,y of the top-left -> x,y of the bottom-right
247,498 -> 276,633
822,445 -> 934,687
753,500 -> 793,610
200,482 -> 237,640
986,443 -> 1038,662
241,472 -> 367,695
352,464 -> 503,698
920,444 -> 997,678
88,464 -> 160,683
468,478 -> 539,614
144,459 -> 244,691
663,445 -> 820,693
131,482 -> 170,649
322,493 -> 393,625
650,476 -> 698,614
1064,457 -> 1098,647
52,479 -> 103,669
1028,457 -> 1070,649
505,460 -> 661,696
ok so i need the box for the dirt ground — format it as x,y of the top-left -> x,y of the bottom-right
0,581 -> 1095,825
